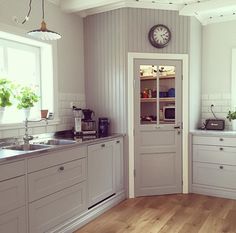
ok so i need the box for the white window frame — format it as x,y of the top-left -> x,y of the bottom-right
0,23 -> 59,130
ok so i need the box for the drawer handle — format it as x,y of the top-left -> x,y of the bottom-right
219,165 -> 224,169
219,138 -> 224,141
101,144 -> 105,148
116,141 -> 120,144
59,166 -> 64,171
219,148 -> 224,151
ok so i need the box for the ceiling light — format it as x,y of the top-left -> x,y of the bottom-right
23,0 -> 61,40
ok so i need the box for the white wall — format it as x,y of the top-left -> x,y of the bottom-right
0,0 -> 85,136
189,17 -> 202,130
201,20 -> 236,128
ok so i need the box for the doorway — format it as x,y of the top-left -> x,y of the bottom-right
127,53 -> 189,198
134,59 -> 182,196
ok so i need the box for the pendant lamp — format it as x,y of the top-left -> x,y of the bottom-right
23,0 -> 61,40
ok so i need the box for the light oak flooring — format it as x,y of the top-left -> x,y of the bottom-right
74,194 -> 236,233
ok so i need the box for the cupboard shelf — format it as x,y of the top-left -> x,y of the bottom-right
141,97 -> 175,103
140,75 -> 175,81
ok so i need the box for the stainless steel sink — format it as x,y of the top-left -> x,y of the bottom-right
3,144 -> 51,151
43,139 -> 76,145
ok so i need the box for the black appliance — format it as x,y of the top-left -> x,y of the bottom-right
98,118 -> 109,137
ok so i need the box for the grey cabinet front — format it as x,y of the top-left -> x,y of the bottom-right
88,141 -> 116,207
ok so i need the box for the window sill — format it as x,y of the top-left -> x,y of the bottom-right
0,119 -> 61,130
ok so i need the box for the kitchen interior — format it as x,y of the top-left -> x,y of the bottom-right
1,0 -> 236,232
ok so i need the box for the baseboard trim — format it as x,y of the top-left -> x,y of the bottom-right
192,185 -> 236,200
52,191 -> 126,233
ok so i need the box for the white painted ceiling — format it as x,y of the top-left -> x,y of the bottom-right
50,0 -> 236,25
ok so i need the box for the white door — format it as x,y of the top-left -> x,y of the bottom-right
134,59 -> 182,196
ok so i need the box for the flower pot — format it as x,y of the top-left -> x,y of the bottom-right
232,120 -> 236,131
23,108 -> 31,120
41,109 -> 48,119
0,107 -> 5,123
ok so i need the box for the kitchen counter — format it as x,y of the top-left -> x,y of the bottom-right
190,129 -> 236,137
0,133 -> 124,162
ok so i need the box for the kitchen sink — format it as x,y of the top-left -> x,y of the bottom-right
3,144 -> 51,151
38,139 -> 77,145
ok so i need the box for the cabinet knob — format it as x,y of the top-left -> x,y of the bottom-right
59,166 -> 64,171
116,141 -> 120,144
219,165 -> 224,169
219,148 -> 224,151
101,144 -> 105,148
219,138 -> 224,141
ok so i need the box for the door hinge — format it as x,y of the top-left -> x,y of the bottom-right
133,79 -> 136,88
181,74 -> 183,80
182,180 -> 183,185
134,169 -> 136,177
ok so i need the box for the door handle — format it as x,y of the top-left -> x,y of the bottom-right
174,126 -> 181,129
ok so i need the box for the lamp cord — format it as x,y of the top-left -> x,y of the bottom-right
42,0 -> 45,20
22,0 -> 32,24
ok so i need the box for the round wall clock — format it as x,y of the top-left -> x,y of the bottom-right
148,24 -> 171,48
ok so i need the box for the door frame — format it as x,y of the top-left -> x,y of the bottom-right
128,52 -> 189,198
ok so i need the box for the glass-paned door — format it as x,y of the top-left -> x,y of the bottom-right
135,58 -> 182,197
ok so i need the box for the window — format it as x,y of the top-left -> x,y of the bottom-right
0,32 -> 54,124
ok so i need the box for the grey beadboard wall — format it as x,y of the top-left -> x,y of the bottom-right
84,8 -> 190,133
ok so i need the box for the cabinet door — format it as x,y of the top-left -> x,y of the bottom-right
114,138 -> 124,193
29,182 -> 86,233
0,176 -> 25,215
88,141 -> 115,207
0,207 -> 26,233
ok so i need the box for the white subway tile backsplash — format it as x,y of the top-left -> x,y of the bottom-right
208,94 -> 222,100
201,92 -> 232,130
2,129 -> 19,138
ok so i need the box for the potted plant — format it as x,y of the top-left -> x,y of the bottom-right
227,110 -> 236,130
16,86 -> 39,119
0,78 -> 14,122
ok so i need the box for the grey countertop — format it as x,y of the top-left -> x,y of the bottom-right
190,129 -> 236,137
0,133 -> 124,163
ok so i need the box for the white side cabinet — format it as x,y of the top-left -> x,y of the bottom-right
192,135 -> 236,199
88,140 -> 116,207
0,160 -> 26,233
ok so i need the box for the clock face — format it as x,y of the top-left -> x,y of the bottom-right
148,24 -> 171,48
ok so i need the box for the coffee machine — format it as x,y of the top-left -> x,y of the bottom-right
73,106 -> 83,136
81,109 -> 97,138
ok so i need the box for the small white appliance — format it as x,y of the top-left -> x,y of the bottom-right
73,106 -> 83,135
163,105 -> 175,121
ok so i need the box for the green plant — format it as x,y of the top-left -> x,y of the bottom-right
0,78 -> 13,108
17,86 -> 39,109
227,110 -> 236,121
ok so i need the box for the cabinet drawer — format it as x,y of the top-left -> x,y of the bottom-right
193,135 -> 236,147
0,176 -> 25,215
193,162 -> 236,189
0,207 -> 26,233
28,146 -> 87,173
0,160 -> 25,182
29,182 -> 87,233
28,158 -> 86,202
193,145 -> 236,165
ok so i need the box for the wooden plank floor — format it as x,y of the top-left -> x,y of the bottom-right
74,194 -> 236,233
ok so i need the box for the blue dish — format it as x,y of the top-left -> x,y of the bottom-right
168,88 -> 175,97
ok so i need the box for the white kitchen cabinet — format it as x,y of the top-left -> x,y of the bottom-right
192,134 -> 236,199
88,141 -> 116,207
114,138 -> 124,193
28,158 -> 86,202
0,176 -> 25,215
0,207 -> 26,233
29,182 -> 87,233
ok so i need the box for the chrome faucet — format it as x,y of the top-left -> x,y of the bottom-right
23,118 -> 48,145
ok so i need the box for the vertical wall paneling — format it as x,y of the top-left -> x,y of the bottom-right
84,8 -> 190,133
